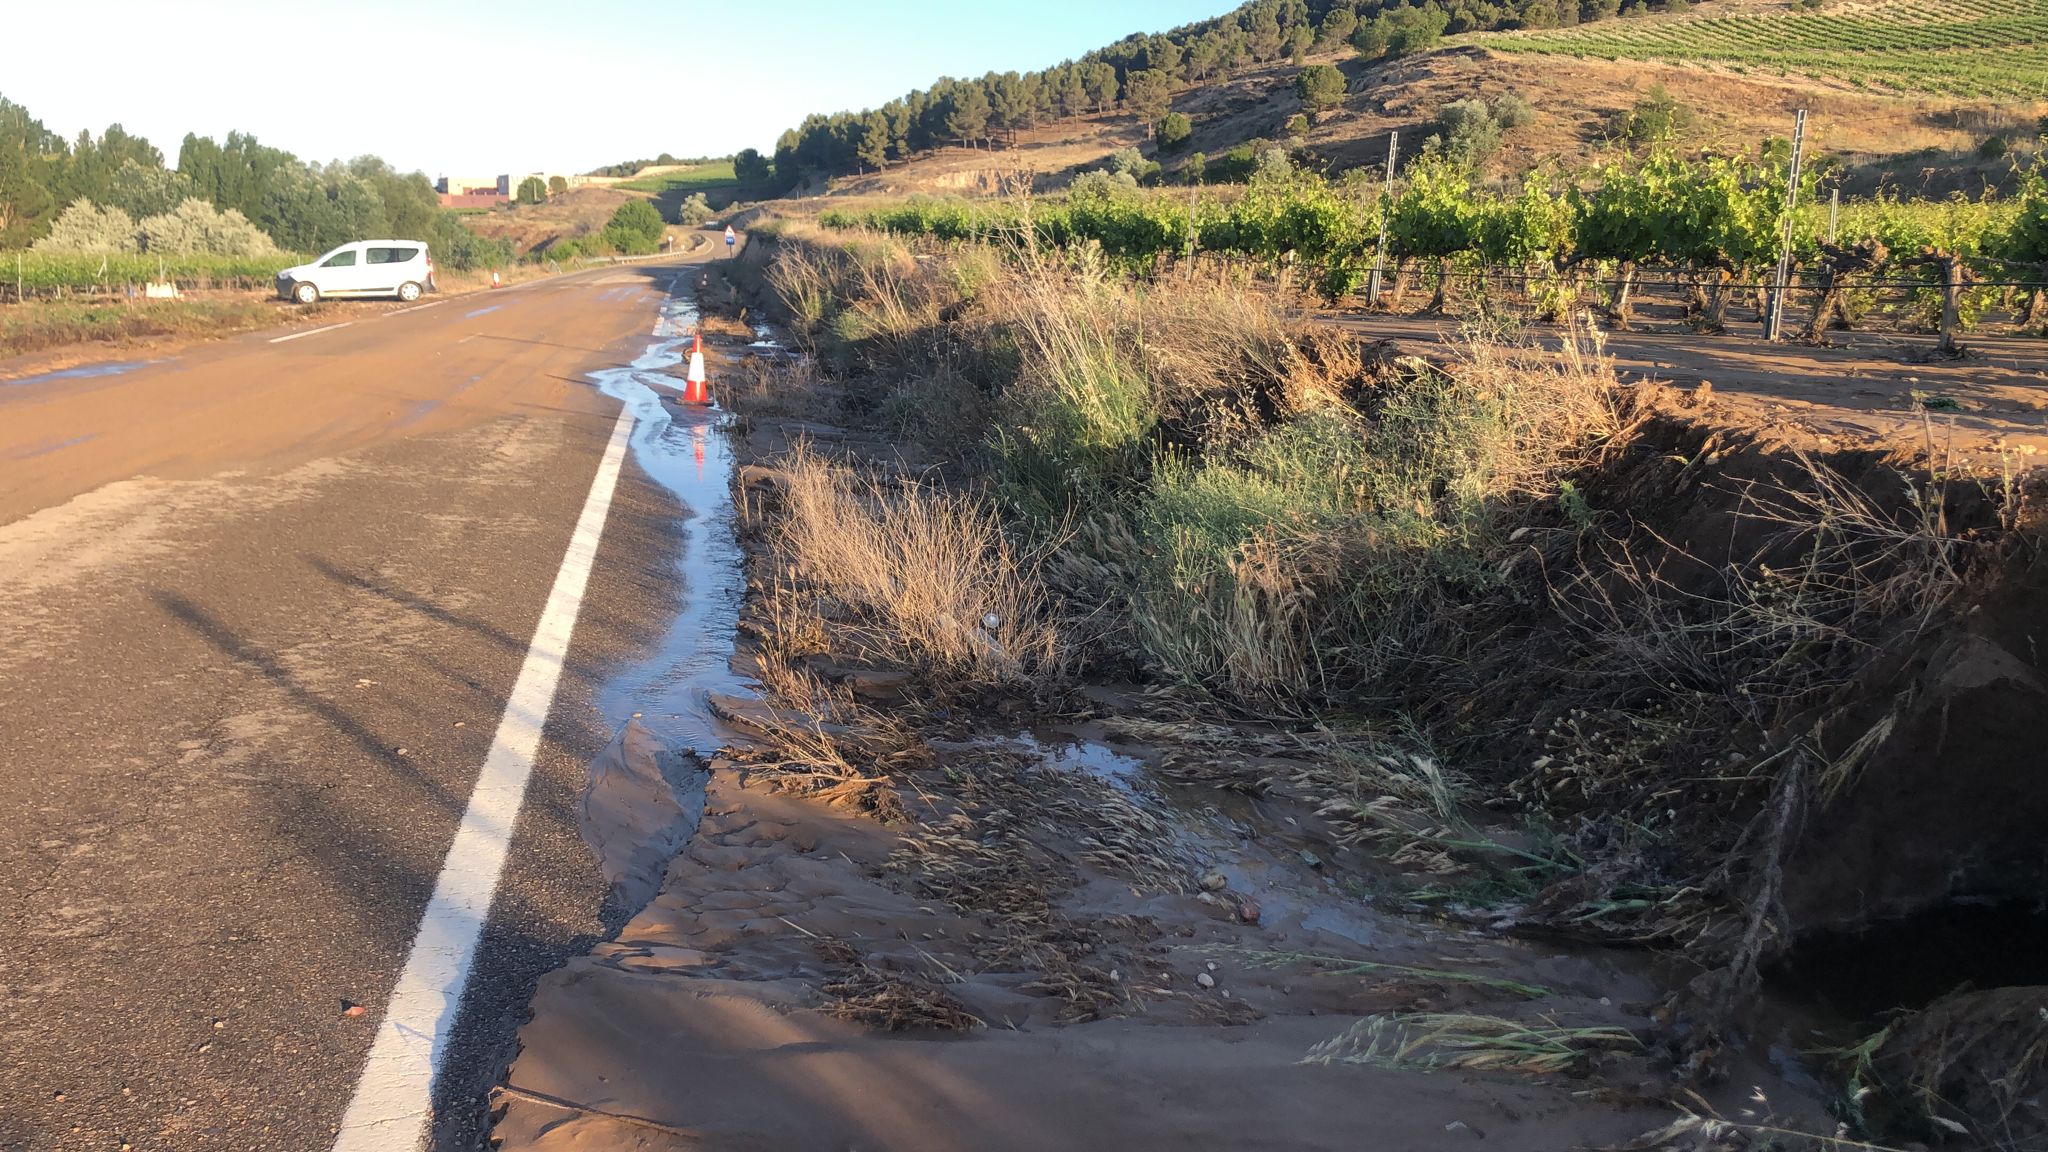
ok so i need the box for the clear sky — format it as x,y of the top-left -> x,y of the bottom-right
8,0 -> 1230,178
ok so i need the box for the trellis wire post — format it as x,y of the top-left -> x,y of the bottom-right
1764,109 -> 1807,342
1366,130 -> 1397,307
1826,187 -> 1840,244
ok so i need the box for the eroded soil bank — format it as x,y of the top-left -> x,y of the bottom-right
495,241 -> 2048,1152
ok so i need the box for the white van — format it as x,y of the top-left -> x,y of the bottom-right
278,241 -> 436,304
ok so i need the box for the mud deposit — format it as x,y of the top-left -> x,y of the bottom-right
491,351 -> 1842,1152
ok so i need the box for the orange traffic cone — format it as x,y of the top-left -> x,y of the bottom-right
490,269 -> 501,289
682,331 -> 710,404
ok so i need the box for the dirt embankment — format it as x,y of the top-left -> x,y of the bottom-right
495,234 -> 2048,1152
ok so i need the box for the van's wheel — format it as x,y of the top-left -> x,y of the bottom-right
397,281 -> 422,303
292,281 -> 319,305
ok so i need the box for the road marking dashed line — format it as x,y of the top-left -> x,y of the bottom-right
269,322 -> 353,344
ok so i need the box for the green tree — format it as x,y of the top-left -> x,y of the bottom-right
1125,69 -> 1174,131
1317,7 -> 1357,48
733,147 -> 772,185
1081,62 -> 1119,114
1294,64 -> 1347,114
1157,111 -> 1194,152
548,175 -> 568,196
856,111 -> 891,170
945,82 -> 991,148
517,175 -> 546,204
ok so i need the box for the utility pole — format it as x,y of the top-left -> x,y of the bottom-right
1366,130 -> 1398,307
1764,109 -> 1807,342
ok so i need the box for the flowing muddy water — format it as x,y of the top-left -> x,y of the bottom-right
575,284 -> 752,910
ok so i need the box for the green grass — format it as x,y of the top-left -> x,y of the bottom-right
1479,0 -> 2048,99
1,249 -> 301,297
616,159 -> 740,194
1,296 -> 295,359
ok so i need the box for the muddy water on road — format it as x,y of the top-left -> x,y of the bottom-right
577,287 -> 751,908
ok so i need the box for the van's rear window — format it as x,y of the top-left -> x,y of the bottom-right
367,247 -> 420,264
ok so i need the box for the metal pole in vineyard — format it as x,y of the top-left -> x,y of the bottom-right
1367,130 -> 1398,307
1826,187 -> 1840,244
1764,109 -> 1807,342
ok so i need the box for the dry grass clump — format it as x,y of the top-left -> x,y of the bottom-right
1127,319 -> 1636,704
1529,450 -> 1978,822
770,443 -> 1064,687
1306,1011 -> 1641,1076
813,939 -> 983,1032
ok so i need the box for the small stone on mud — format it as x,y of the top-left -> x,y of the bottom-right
1196,972 -> 1215,989
1237,900 -> 1261,924
341,1001 -> 365,1017
395,748 -> 408,756
1206,961 -> 1218,972
453,722 -> 464,728
1199,870 -> 1228,891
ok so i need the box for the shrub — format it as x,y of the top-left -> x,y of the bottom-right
1157,111 -> 1193,152
430,213 -> 513,271
33,201 -> 139,253
1287,113 -> 1312,138
676,192 -> 716,224
517,175 -> 547,204
1185,151 -> 1208,185
602,199 -> 666,253
1103,147 -> 1160,185
138,199 -> 275,256
1493,93 -> 1537,130
548,175 -> 569,196
1611,82 -> 1693,143
1436,99 -> 1504,168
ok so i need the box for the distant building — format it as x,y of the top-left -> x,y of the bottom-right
436,174 -> 510,196
435,174 -> 510,207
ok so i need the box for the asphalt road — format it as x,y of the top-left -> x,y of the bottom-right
0,258 -> 712,1150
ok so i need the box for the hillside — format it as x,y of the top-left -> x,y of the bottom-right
1481,0 -> 2048,100
813,0 -> 2044,201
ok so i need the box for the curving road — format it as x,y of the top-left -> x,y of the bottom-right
0,256 -> 716,1151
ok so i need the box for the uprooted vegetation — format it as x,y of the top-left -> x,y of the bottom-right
713,216 -> 2047,1149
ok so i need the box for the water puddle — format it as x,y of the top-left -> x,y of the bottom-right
3,360 -> 160,387
572,283 -> 754,912
586,287 -> 752,756
464,304 -> 503,319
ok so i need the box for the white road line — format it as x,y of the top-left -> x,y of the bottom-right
387,299 -> 448,315
330,406 -> 637,1152
269,322 -> 353,344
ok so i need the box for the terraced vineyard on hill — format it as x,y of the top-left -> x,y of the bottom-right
1481,0 -> 2048,99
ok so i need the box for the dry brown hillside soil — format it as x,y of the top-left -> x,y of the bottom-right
462,186 -> 656,256
826,40 -> 2040,200
1326,312 -> 2048,462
